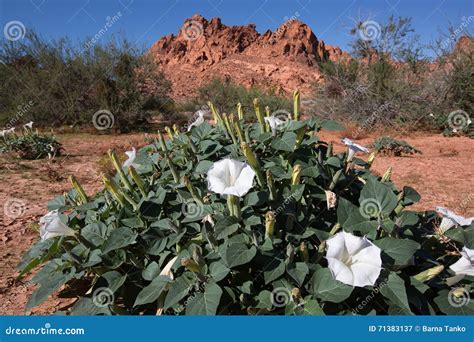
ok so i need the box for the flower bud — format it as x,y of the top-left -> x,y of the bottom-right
234,120 -> 245,144
237,102 -> 244,120
241,142 -> 264,186
192,246 -> 206,268
183,176 -> 203,204
69,175 -> 88,204
102,174 -> 124,206
108,149 -> 133,193
382,166 -> 392,182
293,90 -> 300,121
208,101 -> 222,123
222,113 -> 237,144
299,241 -> 309,262
367,152 -> 376,168
326,142 -> 333,158
158,131 -> 168,153
413,265 -> 444,282
265,211 -> 275,239
291,288 -> 301,301
172,124 -> 180,136
291,164 -> 302,185
129,166 -> 147,197
294,126 -> 306,149
165,126 -> 174,142
253,98 -> 266,133
329,169 -> 342,191
266,170 -> 276,200
286,243 -> 295,263
181,258 -> 201,273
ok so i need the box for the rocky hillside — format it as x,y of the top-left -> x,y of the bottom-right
150,14 -> 349,98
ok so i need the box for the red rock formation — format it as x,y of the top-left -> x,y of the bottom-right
150,14 -> 350,98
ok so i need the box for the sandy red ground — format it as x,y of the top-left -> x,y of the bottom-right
0,131 -> 473,315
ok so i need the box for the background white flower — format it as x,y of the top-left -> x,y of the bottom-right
326,231 -> 382,287
187,110 -> 205,131
123,148 -> 140,168
450,247 -> 474,276
264,116 -> 285,136
436,206 -> 474,232
207,158 -> 256,197
24,121 -> 34,129
342,137 -> 369,160
39,210 -> 75,241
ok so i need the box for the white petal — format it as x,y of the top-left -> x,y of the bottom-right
207,159 -> 255,197
342,138 -> 353,146
123,148 -> 138,168
327,257 -> 354,286
450,256 -> 474,276
39,210 -> 75,241
439,217 -> 455,232
461,246 -> 474,260
230,164 -> 255,197
326,232 -> 348,259
350,262 -> 381,287
342,232 -> 370,255
436,206 -> 473,227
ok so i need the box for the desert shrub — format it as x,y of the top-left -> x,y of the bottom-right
1,126 -> 62,159
0,31 -> 172,130
18,95 -> 473,316
196,78 -> 291,119
370,136 -> 421,156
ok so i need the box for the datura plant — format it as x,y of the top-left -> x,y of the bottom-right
19,95 -> 473,316
0,122 -> 62,159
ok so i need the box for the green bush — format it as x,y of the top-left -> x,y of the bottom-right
1,125 -> 62,159
196,78 -> 291,119
0,32 -> 172,130
18,95 -> 473,315
370,136 -> 421,156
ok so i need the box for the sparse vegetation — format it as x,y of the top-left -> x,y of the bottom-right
371,136 -> 421,156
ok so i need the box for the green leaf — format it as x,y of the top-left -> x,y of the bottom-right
302,299 -> 325,315
360,177 -> 398,217
142,261 -> 160,281
214,216 -> 240,240
209,261 -> 230,282
311,268 -> 352,303
286,262 -> 309,286
243,191 -> 269,207
164,274 -> 194,309
374,238 -> 420,266
264,260 -> 285,284
271,132 -> 297,152
220,243 -> 257,268
102,227 -> 138,254
185,282 -> 223,315
380,273 -> 410,311
134,275 -> 172,307
195,160 -> 213,174
81,222 -> 111,247
434,290 -> 474,315
102,271 -> 127,292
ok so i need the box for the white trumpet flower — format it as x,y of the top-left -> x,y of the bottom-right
326,231 -> 382,287
435,207 -> 474,233
187,110 -> 205,132
342,138 -> 369,161
264,116 -> 285,136
39,210 -> 76,241
123,148 -> 140,168
449,247 -> 474,276
24,121 -> 34,129
207,158 -> 256,197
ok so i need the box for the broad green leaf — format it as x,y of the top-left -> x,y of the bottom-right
220,243 -> 257,268
271,132 -> 297,152
81,222 -> 110,247
214,216 -> 240,240
286,262 -> 309,287
164,274 -> 194,309
264,260 -> 285,284
102,227 -> 138,254
142,262 -> 160,281
374,237 -> 420,266
359,177 -> 398,217
434,290 -> 474,315
185,282 -> 223,315
380,273 -> 410,310
209,261 -> 230,282
134,275 -> 172,306
102,271 -> 127,292
302,299 -> 325,315
311,268 -> 352,303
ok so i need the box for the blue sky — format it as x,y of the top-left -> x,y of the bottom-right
1,0 -> 473,54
